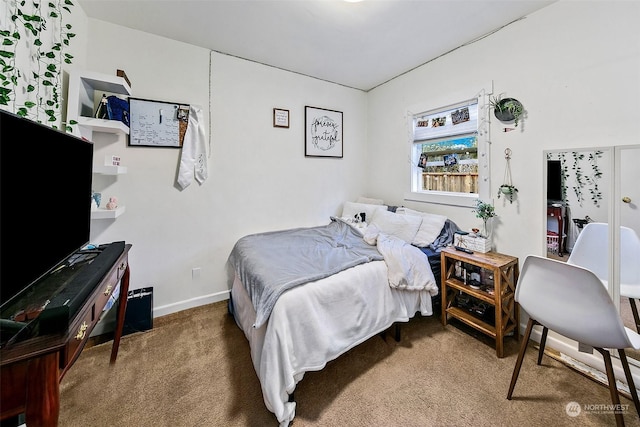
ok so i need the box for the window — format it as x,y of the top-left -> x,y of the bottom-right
406,93 -> 491,207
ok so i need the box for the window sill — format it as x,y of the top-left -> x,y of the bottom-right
404,191 -> 479,208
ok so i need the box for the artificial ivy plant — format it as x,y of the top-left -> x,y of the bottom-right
547,150 -> 603,208
0,0 -> 75,128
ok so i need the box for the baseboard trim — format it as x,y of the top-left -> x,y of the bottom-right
526,324 -> 640,392
152,289 -> 230,318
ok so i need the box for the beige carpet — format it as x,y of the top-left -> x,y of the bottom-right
59,301 -> 640,427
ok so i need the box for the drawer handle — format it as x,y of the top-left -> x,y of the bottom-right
104,285 -> 113,295
75,322 -> 88,340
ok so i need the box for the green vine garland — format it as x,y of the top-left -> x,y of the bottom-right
547,150 -> 603,207
0,0 -> 75,128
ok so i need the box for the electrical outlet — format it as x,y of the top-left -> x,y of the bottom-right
192,267 -> 201,280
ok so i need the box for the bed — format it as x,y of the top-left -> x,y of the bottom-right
227,201 -> 458,426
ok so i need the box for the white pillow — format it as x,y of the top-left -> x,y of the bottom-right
369,209 -> 423,244
341,201 -> 387,222
356,196 -> 384,205
397,207 -> 447,247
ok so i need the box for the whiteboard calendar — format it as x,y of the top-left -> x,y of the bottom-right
128,97 -> 189,148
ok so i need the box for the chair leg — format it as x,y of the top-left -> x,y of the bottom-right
507,317 -> 537,400
629,298 -> 640,334
595,347 -> 625,427
537,326 -> 548,365
618,349 -> 640,418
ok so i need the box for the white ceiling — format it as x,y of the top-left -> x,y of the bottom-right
78,0 -> 556,92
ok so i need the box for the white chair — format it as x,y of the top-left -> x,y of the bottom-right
507,255 -> 640,427
567,223 -> 640,332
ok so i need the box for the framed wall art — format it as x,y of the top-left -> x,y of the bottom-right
305,106 -> 343,158
273,108 -> 289,128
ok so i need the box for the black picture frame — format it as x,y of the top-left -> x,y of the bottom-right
273,108 -> 289,128
305,106 -> 343,158
128,97 -> 190,148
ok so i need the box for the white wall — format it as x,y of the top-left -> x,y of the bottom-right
72,17 -> 368,316
65,1 -> 639,320
366,0 -> 640,382
367,0 -> 639,262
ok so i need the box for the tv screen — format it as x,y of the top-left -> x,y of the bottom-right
0,110 -> 93,306
547,160 -> 562,201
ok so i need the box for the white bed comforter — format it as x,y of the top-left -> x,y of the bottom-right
231,241 -> 437,426
376,233 -> 438,292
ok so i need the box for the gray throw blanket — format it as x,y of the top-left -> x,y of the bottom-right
429,219 -> 461,252
228,219 -> 383,328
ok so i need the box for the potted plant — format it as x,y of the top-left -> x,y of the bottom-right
498,147 -> 518,204
498,184 -> 519,204
472,199 -> 496,239
490,95 -> 524,127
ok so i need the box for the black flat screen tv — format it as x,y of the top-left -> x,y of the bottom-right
547,160 -> 563,202
0,110 -> 93,307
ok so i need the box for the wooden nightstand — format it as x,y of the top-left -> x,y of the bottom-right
441,246 -> 520,357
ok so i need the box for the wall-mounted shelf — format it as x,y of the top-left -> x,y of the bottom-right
66,69 -> 132,141
93,165 -> 128,175
91,206 -> 126,220
74,117 -> 130,136
67,70 -> 132,224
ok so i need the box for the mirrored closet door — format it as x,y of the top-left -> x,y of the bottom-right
544,145 -> 640,362
616,145 -> 640,362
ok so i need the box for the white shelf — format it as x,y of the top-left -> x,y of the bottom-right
66,70 -> 132,223
67,70 -> 132,223
67,69 -> 132,141
91,206 -> 126,220
75,116 -> 129,136
93,165 -> 128,175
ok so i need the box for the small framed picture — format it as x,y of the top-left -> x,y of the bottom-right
273,108 -> 289,128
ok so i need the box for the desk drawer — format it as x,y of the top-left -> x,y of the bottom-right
61,258 -> 127,370
93,260 -> 127,318
63,307 -> 93,370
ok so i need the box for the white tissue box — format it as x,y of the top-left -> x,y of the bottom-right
454,234 -> 492,253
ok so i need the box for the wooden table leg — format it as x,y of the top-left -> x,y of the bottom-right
495,269 -> 504,358
25,352 -> 59,427
110,263 -> 130,364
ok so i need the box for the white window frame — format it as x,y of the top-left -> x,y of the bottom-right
404,84 -> 492,208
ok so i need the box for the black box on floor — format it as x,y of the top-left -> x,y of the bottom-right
123,287 -> 153,336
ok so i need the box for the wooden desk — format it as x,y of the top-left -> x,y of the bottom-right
0,244 -> 131,426
441,247 -> 519,357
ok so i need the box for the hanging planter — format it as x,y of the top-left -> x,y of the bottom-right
499,184 -> 518,198
490,95 -> 524,127
498,148 -> 518,204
